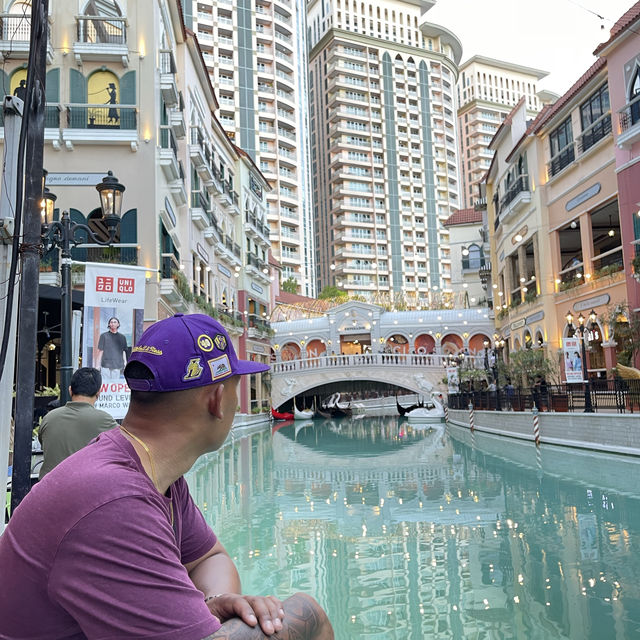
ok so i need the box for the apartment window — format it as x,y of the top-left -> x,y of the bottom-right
549,116 -> 574,176
462,243 -> 484,270
579,83 -> 611,152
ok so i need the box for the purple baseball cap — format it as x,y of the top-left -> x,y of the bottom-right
124,313 -> 269,392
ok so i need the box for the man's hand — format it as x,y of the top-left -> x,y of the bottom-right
207,593 -> 285,636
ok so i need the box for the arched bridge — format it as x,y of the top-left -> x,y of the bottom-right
271,352 -> 483,407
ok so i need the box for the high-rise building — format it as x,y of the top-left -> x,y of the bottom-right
188,0 -> 315,296
307,0 -> 462,301
456,56 -> 548,208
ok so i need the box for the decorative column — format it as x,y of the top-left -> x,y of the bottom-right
579,211 -> 594,277
602,340 -> 618,375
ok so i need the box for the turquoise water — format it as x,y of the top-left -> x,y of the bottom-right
187,417 -> 640,639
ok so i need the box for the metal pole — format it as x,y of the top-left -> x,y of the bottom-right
581,327 -> 593,413
59,211 -> 72,405
0,97 -> 23,531
12,0 -> 49,513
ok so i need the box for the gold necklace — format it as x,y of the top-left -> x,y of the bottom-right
120,425 -> 174,527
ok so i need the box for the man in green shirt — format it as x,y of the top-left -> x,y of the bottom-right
38,367 -> 116,479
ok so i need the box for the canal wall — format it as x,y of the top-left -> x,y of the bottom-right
448,409 -> 640,457
446,422 -> 640,497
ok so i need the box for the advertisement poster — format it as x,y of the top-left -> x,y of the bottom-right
83,264 -> 145,419
563,337 -> 584,383
446,366 -> 459,393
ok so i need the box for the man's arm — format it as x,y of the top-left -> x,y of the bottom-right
94,348 -> 103,368
186,539 -> 241,596
203,593 -> 334,640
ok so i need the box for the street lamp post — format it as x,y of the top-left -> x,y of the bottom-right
566,309 -> 598,413
41,171 -> 125,404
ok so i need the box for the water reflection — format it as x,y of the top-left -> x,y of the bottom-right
187,417 -> 640,639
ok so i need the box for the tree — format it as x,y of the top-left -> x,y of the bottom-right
504,349 -> 559,387
604,302 -> 640,367
281,277 -> 298,294
318,285 -> 347,300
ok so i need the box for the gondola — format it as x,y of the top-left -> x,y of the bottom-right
396,392 -> 423,416
272,408 -> 294,421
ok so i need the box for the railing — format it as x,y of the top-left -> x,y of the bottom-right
618,93 -> 640,133
272,353 -> 484,374
159,49 -> 177,74
66,104 -> 136,129
448,379 -> 640,414
547,142 -> 575,178
1,104 -> 59,127
0,12 -> 32,41
76,16 -> 126,44
577,112 -> 612,154
499,174 -> 529,213
159,125 -> 178,157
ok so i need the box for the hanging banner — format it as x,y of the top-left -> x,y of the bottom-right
446,366 -> 459,393
563,337 -> 584,383
83,264 -> 145,419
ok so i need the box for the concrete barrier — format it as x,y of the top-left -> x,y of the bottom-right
448,408 -> 640,457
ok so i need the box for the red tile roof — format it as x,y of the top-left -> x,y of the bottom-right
443,208 -> 483,226
276,291 -> 318,305
594,2 -> 640,55
533,58 -> 606,133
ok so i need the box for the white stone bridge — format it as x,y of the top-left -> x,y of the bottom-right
271,352 -> 483,407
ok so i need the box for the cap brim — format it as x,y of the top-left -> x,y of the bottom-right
234,360 -> 270,376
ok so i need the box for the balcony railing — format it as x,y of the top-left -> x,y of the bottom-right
576,112 -> 612,154
0,12 -> 32,41
76,16 -> 127,44
547,143 -> 575,178
499,174 -> 529,213
66,104 -> 136,129
618,92 -> 640,134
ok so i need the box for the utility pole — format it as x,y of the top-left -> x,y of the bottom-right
11,0 -> 49,513
0,97 -> 23,531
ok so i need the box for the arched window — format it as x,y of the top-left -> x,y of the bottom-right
464,243 -> 484,270
630,66 -> 640,126
81,0 -> 125,44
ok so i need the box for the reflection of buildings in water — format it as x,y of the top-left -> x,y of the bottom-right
187,423 -> 640,639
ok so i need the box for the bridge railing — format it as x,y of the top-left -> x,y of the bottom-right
272,353 -> 484,373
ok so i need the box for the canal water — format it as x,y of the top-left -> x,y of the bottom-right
186,416 -> 640,639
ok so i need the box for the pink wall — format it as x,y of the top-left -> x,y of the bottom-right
600,38 -> 640,309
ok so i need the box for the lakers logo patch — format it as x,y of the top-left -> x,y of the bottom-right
197,334 -> 214,352
213,333 -> 227,351
209,354 -> 232,380
183,357 -> 203,381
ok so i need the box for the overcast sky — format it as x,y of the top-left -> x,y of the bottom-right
425,0 -> 635,95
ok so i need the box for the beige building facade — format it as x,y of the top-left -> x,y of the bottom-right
457,55 -> 548,209
6,0 -> 271,411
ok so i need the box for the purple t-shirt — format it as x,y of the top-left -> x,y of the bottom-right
0,429 -> 221,639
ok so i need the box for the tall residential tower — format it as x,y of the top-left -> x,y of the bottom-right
188,0 -> 315,295
307,0 -> 462,301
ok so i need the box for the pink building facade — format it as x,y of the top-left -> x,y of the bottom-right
595,3 -> 640,312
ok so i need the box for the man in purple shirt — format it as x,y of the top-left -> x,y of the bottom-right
0,314 -> 333,639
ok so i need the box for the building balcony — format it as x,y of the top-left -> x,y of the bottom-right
497,174 -> 531,224
0,13 -> 54,63
190,205 -> 210,230
169,106 -> 186,139
158,126 -> 180,181
617,95 -> 640,149
159,50 -> 179,107
204,219 -> 222,246
73,16 -> 128,66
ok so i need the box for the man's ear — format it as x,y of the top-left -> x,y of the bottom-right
207,383 -> 225,419
68,386 -> 73,399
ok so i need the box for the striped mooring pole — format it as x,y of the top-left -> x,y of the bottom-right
532,405 -> 540,446
468,402 -> 475,432
444,404 -> 449,423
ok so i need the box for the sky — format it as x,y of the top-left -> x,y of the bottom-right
424,0 -> 635,95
